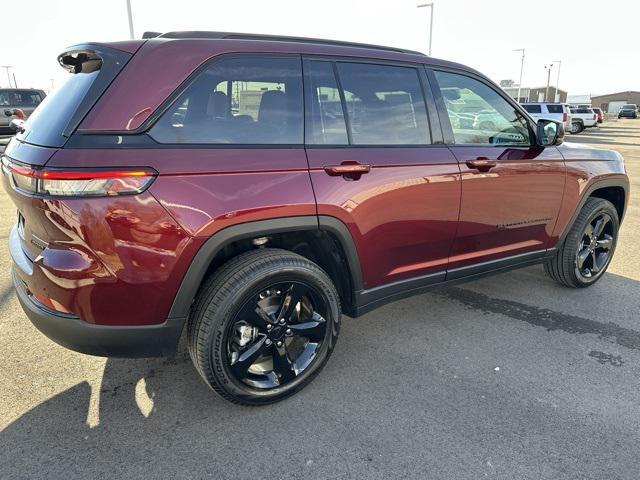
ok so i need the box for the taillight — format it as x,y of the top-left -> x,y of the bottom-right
1,156 -> 156,197
593,114 -> 596,120
563,112 -> 568,122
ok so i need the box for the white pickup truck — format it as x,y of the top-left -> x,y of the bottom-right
521,102 -> 572,133
568,107 -> 598,133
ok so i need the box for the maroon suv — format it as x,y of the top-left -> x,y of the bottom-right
2,32 -> 629,404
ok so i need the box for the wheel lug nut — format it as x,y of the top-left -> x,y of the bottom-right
279,319 -> 286,325
277,341 -> 283,347
286,328 -> 292,335
267,325 -> 272,330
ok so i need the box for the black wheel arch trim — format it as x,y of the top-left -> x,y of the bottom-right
556,178 -> 629,246
167,215 -> 364,321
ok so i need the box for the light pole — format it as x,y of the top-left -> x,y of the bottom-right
514,49 -> 525,102
552,60 -> 562,102
544,64 -> 554,102
1,66 -> 14,88
126,0 -> 135,39
417,3 -> 434,56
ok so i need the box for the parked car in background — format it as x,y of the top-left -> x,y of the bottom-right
0,89 -> 46,135
2,32 -> 629,405
521,102 -> 572,133
618,104 -> 638,119
592,107 -> 604,123
569,107 -> 598,133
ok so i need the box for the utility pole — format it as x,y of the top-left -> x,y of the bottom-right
417,3 -> 434,55
545,64 -> 554,102
1,66 -> 14,88
126,0 -> 135,39
552,60 -> 562,102
12,72 -> 17,88
514,49 -> 525,102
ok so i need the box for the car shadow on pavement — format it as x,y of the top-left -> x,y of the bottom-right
2,268 -> 640,478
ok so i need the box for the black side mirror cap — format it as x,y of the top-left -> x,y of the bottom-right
536,119 -> 564,146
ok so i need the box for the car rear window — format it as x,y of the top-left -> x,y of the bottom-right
546,105 -> 563,113
0,89 -> 44,107
15,46 -> 131,148
522,105 -> 542,114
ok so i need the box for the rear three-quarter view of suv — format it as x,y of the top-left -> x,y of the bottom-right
2,32 -> 629,405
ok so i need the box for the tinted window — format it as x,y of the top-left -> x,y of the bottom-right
546,105 -> 563,113
335,62 -> 430,145
18,70 -> 99,146
0,90 -> 43,106
150,56 -> 303,145
305,61 -> 348,145
523,104 -> 542,113
434,71 -> 530,145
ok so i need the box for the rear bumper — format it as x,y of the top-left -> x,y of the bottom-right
10,226 -> 184,357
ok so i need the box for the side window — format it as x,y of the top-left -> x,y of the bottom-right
434,70 -> 531,145
522,104 -> 541,114
335,62 -> 431,145
305,61 -> 348,145
150,56 -> 303,145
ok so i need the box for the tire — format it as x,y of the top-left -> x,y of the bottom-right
544,198 -> 619,288
187,248 -> 341,405
570,121 -> 584,134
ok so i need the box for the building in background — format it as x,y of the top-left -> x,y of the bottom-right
503,86 -> 567,103
567,94 -> 591,105
590,91 -> 640,113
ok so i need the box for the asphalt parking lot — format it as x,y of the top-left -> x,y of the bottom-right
1,120 -> 639,480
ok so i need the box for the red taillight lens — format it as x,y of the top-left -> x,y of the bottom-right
563,113 -> 568,122
1,156 -> 156,197
593,114 -> 596,120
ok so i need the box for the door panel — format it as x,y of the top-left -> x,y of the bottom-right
430,68 -> 566,272
448,145 -> 565,270
307,147 -> 460,288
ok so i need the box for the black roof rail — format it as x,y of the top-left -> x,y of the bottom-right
145,31 -> 425,56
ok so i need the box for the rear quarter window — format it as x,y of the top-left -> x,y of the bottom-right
15,47 -> 131,147
522,105 -> 542,114
546,105 -> 563,114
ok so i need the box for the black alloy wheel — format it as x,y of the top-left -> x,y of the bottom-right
228,282 -> 329,389
575,212 -> 614,281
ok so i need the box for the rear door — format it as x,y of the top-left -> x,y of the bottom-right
304,57 -> 461,290
429,68 -> 566,275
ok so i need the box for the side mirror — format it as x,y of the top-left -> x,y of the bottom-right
536,119 -> 564,146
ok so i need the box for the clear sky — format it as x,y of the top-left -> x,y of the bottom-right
2,0 -> 638,96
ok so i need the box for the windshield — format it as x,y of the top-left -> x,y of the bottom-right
622,105 -> 637,109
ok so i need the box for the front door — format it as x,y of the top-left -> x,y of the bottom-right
430,69 -> 566,273
304,58 -> 461,290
